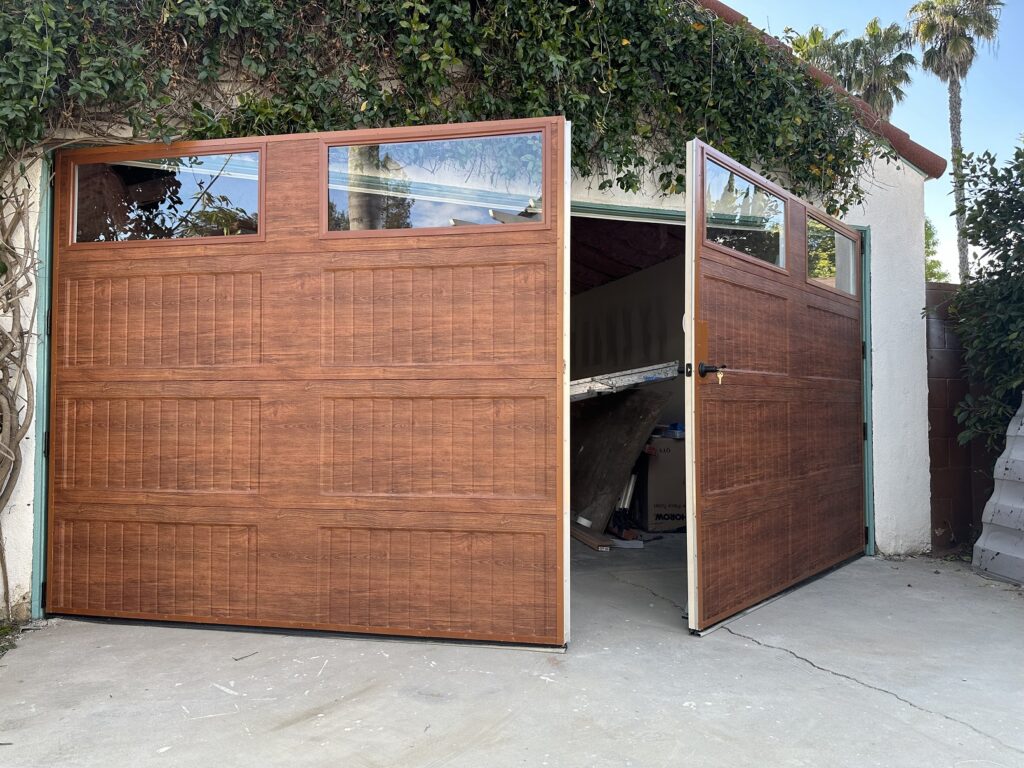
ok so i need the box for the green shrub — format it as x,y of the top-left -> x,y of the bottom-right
951,143 -> 1024,451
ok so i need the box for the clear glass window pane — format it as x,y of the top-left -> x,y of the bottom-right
807,217 -> 858,295
75,152 -> 259,242
327,133 -> 543,231
704,160 -> 786,267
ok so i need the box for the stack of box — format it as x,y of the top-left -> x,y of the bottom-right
640,435 -> 686,532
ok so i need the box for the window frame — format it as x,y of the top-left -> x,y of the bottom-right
65,141 -> 267,250
804,209 -> 861,299
700,155 -> 789,275
318,123 -> 552,240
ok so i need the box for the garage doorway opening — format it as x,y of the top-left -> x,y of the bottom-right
568,214 -> 690,620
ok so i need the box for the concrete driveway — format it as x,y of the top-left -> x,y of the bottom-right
1,546 -> 1022,768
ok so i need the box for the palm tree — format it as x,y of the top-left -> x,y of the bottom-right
784,20 -> 916,121
846,20 -> 917,121
784,25 -> 848,70
910,0 -> 1003,282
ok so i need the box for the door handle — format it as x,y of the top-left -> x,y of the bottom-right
697,362 -> 728,377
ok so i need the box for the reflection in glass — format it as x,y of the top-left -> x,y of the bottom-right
807,218 -> 857,295
704,160 -> 785,266
75,152 -> 259,242
326,133 -> 543,231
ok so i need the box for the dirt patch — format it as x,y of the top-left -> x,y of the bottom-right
0,623 -> 18,659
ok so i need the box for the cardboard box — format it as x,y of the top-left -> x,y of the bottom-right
641,436 -> 686,532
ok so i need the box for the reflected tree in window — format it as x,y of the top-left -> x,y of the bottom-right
330,146 -> 414,231
327,133 -> 543,231
76,153 -> 259,242
806,217 -> 857,294
807,218 -> 839,280
704,162 -> 785,265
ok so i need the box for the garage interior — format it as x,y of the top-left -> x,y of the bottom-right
568,215 -> 690,616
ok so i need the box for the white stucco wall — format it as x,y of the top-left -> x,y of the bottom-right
1,159 -> 43,621
572,169 -> 685,213
845,157 -> 932,555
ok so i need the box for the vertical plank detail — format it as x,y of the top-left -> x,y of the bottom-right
321,397 -> 549,497
56,397 -> 260,492
60,272 -> 262,367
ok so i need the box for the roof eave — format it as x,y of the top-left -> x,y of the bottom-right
696,0 -> 948,180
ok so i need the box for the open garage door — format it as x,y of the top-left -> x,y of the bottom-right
46,118 -> 569,645
684,140 -> 865,631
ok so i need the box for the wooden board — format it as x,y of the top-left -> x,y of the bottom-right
684,139 -> 865,630
45,118 -> 568,645
570,522 -> 612,552
569,389 -> 670,532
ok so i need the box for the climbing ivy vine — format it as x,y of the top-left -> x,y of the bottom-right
0,0 -> 892,618
1,0 -> 887,209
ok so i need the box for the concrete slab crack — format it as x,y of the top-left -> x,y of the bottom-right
608,571 -> 687,614
723,627 -> 1024,757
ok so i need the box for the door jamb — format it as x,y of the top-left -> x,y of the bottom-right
682,140 -> 700,631
30,152 -> 54,620
561,122 -> 572,644
855,225 -> 876,556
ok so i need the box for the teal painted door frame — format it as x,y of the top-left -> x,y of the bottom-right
856,225 -> 876,556
30,153 -> 53,620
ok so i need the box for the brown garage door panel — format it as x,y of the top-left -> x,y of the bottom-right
48,512 -> 261,621
310,521 -> 557,638
48,506 -> 558,641
48,117 -> 567,645
52,247 -> 559,381
52,383 -> 555,507
318,395 -> 555,499
697,467 -> 864,627
52,392 -> 262,496
48,378 -> 561,643
56,268 -> 264,370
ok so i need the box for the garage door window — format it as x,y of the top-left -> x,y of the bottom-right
326,133 -> 544,231
807,216 -> 858,296
74,152 -> 260,242
704,159 -> 786,268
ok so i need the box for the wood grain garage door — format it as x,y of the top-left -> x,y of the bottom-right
46,118 -> 568,645
684,140 -> 864,631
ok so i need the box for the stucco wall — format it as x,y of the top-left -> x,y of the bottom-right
1,159 -> 43,621
845,157 -> 932,555
571,166 -> 685,213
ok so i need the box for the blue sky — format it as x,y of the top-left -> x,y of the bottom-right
729,0 -> 1023,282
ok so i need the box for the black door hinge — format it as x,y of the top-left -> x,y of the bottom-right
683,362 -> 693,377
862,341 -> 866,360
43,430 -> 49,458
863,422 -> 868,441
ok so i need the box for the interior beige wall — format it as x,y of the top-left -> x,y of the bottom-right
569,252 -> 685,424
